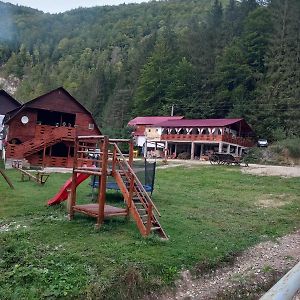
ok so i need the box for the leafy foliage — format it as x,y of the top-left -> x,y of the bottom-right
0,0 -> 299,140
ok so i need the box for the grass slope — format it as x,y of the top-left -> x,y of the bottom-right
1,166 -> 300,299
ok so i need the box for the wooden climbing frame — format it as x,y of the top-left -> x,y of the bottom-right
68,135 -> 168,239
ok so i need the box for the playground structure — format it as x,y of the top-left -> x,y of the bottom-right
62,135 -> 167,239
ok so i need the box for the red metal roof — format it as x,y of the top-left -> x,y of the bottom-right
128,116 -> 184,126
154,118 -> 243,127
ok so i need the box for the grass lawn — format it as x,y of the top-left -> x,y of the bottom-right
1,165 -> 300,299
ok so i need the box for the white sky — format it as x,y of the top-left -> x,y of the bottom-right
5,0 -> 149,13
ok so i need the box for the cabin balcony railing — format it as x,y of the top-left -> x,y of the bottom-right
160,134 -> 254,147
35,124 -> 75,140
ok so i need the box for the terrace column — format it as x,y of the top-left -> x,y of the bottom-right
144,139 -> 147,158
165,141 -> 168,158
219,142 -> 223,153
227,144 -> 230,154
191,142 -> 195,160
200,144 -> 204,157
175,144 -> 177,157
239,147 -> 243,156
235,146 -> 239,156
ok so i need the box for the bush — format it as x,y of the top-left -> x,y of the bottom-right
281,138 -> 300,158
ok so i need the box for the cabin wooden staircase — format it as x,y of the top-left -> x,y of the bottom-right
111,142 -> 168,239
7,126 -> 74,158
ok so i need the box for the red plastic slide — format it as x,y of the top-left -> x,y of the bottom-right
47,173 -> 90,206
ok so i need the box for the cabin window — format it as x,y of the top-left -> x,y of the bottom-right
162,128 -> 168,134
9,138 -> 22,144
170,128 -> 176,134
88,123 -> 94,130
179,128 -> 187,134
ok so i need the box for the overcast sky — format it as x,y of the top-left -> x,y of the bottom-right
6,0 -> 149,13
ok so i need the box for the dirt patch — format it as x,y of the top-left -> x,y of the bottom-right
256,194 -> 294,208
146,230 -> 300,300
242,164 -> 300,178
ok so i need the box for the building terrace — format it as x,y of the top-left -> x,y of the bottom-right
143,118 -> 255,159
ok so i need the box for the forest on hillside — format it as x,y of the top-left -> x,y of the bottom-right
0,0 -> 299,140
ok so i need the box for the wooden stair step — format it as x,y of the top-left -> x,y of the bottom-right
151,226 -> 161,231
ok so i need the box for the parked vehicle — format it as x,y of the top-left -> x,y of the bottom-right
257,139 -> 268,147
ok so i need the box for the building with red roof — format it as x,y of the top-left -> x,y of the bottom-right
135,117 -> 254,159
128,116 -> 184,148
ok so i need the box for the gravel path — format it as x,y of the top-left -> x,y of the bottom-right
148,231 -> 300,300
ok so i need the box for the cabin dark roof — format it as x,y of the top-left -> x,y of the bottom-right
128,116 -> 184,126
4,87 -> 100,132
0,90 -> 22,115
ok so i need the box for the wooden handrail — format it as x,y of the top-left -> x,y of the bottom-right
77,135 -> 105,139
109,139 -> 131,143
112,142 -> 161,217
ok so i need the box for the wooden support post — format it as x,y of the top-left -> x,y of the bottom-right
0,169 -> 14,189
97,136 -> 108,228
42,146 -> 46,168
69,137 -> 79,220
128,139 -> 134,168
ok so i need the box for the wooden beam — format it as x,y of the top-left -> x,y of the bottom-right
0,169 -> 14,189
97,136 -> 108,227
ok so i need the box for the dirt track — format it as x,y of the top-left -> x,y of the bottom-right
152,161 -> 300,299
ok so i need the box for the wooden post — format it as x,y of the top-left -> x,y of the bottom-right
69,137 -> 79,220
0,169 -> 14,189
112,145 -> 117,174
128,139 -> 134,168
42,146 -> 46,168
97,136 -> 108,228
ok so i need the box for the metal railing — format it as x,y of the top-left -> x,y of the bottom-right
260,262 -> 300,300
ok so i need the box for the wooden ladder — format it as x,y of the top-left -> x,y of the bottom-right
111,142 -> 168,239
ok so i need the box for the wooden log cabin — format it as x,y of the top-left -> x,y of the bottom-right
142,118 -> 255,159
3,87 -> 100,168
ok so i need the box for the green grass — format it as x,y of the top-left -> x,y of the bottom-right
1,166 -> 300,299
